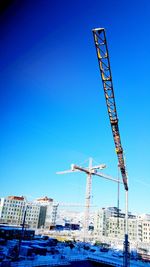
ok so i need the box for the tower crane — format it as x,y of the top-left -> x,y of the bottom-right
92,28 -> 129,267
57,157 -> 123,241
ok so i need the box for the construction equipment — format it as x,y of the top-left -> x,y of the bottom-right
57,157 -> 122,241
92,28 -> 129,267
92,28 -> 128,191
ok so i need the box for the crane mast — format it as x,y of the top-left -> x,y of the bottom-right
92,28 -> 128,191
57,158 -> 122,241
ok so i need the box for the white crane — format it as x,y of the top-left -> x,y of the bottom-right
56,157 -> 122,241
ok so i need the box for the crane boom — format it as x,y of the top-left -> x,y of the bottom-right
92,28 -> 128,191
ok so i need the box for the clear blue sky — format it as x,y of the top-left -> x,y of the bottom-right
0,0 -> 150,214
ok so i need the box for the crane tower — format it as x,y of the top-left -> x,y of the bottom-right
57,158 -> 122,241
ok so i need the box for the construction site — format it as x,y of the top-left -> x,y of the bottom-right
1,0 -> 150,266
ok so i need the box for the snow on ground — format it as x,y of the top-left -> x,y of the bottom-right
1,241 -> 150,266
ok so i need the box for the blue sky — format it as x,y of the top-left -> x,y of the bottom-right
0,0 -> 150,214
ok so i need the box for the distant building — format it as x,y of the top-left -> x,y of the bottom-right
0,195 -> 58,230
0,196 -> 26,225
94,207 -> 117,237
107,215 -> 137,241
34,196 -> 58,229
0,196 -> 41,229
94,207 -> 137,241
137,215 -> 150,243
25,202 -> 40,229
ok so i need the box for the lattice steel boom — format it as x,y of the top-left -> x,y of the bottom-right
92,28 -> 128,191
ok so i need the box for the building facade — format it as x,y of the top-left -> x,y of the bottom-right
0,195 -> 58,230
137,214 -> 150,243
0,196 -> 26,225
34,196 -> 58,229
25,202 -> 40,229
94,207 -> 137,242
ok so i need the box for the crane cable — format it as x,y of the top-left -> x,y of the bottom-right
117,164 -> 120,228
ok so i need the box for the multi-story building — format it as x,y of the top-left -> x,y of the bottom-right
94,207 -> 137,241
107,216 -> 125,239
0,196 -> 41,229
0,195 -> 58,230
34,196 -> 58,229
141,220 -> 150,243
137,214 -> 150,243
25,202 -> 40,229
94,207 -> 112,236
0,196 -> 26,225
107,216 -> 137,241
128,217 -> 137,241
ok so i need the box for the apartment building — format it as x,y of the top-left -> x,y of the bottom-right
137,214 -> 150,243
34,196 -> 58,229
94,207 -> 112,236
25,202 -> 40,229
94,207 -> 137,241
107,216 -> 137,241
0,196 -> 26,225
0,196 -> 40,229
0,195 -> 58,230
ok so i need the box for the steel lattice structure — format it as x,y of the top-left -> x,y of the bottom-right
92,28 -> 128,191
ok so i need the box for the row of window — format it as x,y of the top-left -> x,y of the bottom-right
1,215 -> 20,219
2,213 -> 38,217
26,218 -> 38,222
1,215 -> 38,221
143,232 -> 150,235
2,216 -> 18,219
3,201 -> 40,210
4,200 -> 25,204
26,214 -> 39,218
2,207 -> 39,213
3,208 -> 23,212
26,211 -> 39,214
143,223 -> 150,226
3,203 -> 40,210
1,213 -> 39,218
3,204 -> 24,207
27,206 -> 40,210
143,227 -> 150,231
109,222 -> 125,226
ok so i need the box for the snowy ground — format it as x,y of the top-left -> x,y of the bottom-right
1,240 -> 150,266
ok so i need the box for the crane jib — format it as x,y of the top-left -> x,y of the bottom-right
92,28 -> 128,191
